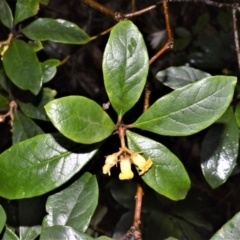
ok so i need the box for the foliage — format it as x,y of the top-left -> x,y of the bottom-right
0,0 -> 240,239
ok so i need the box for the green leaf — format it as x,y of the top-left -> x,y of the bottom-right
28,40 -> 43,52
2,39 -> 42,95
0,94 -> 9,108
40,226 -> 94,240
19,226 -> 41,240
43,173 -> 98,232
133,76 -> 237,136
14,0 -> 39,25
210,212 -> 240,240
0,0 -> 13,29
0,205 -> 6,233
235,103 -> 240,128
103,20 -> 149,119
201,107 -> 239,188
2,227 -> 19,240
96,237 -> 113,240
45,96 -> 115,144
21,18 -> 90,44
39,0 -> 49,5
0,68 -> 8,91
12,111 -> 44,144
0,133 -> 99,199
17,88 -> 56,121
156,66 -> 211,89
41,59 -> 61,83
126,131 -> 190,200
193,12 -> 210,34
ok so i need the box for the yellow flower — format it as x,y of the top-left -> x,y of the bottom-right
119,157 -> 134,180
131,153 -> 153,175
102,153 -> 118,176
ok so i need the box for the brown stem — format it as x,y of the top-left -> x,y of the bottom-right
90,26 -> 113,41
143,85 -> 151,112
133,184 -> 144,227
0,100 -> 17,126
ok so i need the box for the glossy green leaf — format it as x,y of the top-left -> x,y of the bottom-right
133,76 -> 237,136
21,18 -> 90,44
41,59 -> 61,83
45,96 -> 115,144
103,20 -> 149,119
201,107 -> 239,188
0,133 -> 99,199
126,131 -> 190,200
0,94 -> 9,108
17,88 -> 56,121
0,0 -> 13,28
19,226 -> 41,240
2,227 -> 19,240
12,111 -> 44,144
43,173 -> 98,232
235,103 -> 240,128
0,205 -> 6,233
2,39 -> 42,95
156,66 -> 210,89
210,212 -> 240,240
40,226 -> 94,240
28,40 -> 43,52
14,0 -> 39,24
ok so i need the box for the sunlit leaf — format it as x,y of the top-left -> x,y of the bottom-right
156,66 -> 210,89
43,173 -> 98,233
103,20 -> 149,119
21,18 -> 90,44
0,133 -> 99,199
3,39 -> 42,95
126,131 -> 190,200
45,96 -> 115,144
19,226 -> 41,240
133,76 -> 237,136
201,107 -> 239,188
2,227 -> 19,240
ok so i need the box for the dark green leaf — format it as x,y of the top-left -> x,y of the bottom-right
133,76 -> 237,136
45,96 -> 115,144
43,173 -> 98,232
14,0 -> 39,24
12,111 -> 44,144
3,39 -> 42,95
103,20 -> 149,119
21,18 -> 90,44
19,226 -> 41,240
0,68 -> 8,91
0,94 -> 9,108
17,88 -> 56,121
126,131 -> 190,200
210,212 -> 240,240
235,103 -> 240,128
0,205 -> 6,233
40,226 -> 94,240
39,0 -> 49,5
217,11 -> 231,32
28,40 -> 43,52
201,107 -> 239,188
156,66 -> 210,89
41,59 -> 60,83
193,12 -> 210,34
2,227 -> 19,240
0,133 -> 99,199
0,0 -> 13,28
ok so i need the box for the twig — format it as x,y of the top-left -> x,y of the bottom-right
232,8 -> 240,72
143,85 -> 151,112
0,101 -> 17,126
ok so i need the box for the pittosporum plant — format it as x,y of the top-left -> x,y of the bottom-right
0,0 -> 240,239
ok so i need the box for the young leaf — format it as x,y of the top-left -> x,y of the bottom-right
19,226 -> 41,240
0,133 -> 99,199
201,107 -> 239,188
3,39 -> 42,95
126,131 -> 191,200
40,226 -> 94,240
103,20 -> 149,119
0,0 -> 13,29
156,66 -> 211,89
0,205 -> 6,233
210,211 -> 240,240
21,18 -> 90,44
45,96 -> 115,144
43,173 -> 98,233
12,111 -> 44,144
14,0 -> 39,25
132,76 -> 237,136
41,59 -> 61,83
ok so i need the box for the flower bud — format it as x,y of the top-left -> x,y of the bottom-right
102,153 -> 118,176
119,157 -> 134,180
131,153 -> 153,175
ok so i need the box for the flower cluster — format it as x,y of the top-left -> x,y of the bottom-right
102,149 -> 153,180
